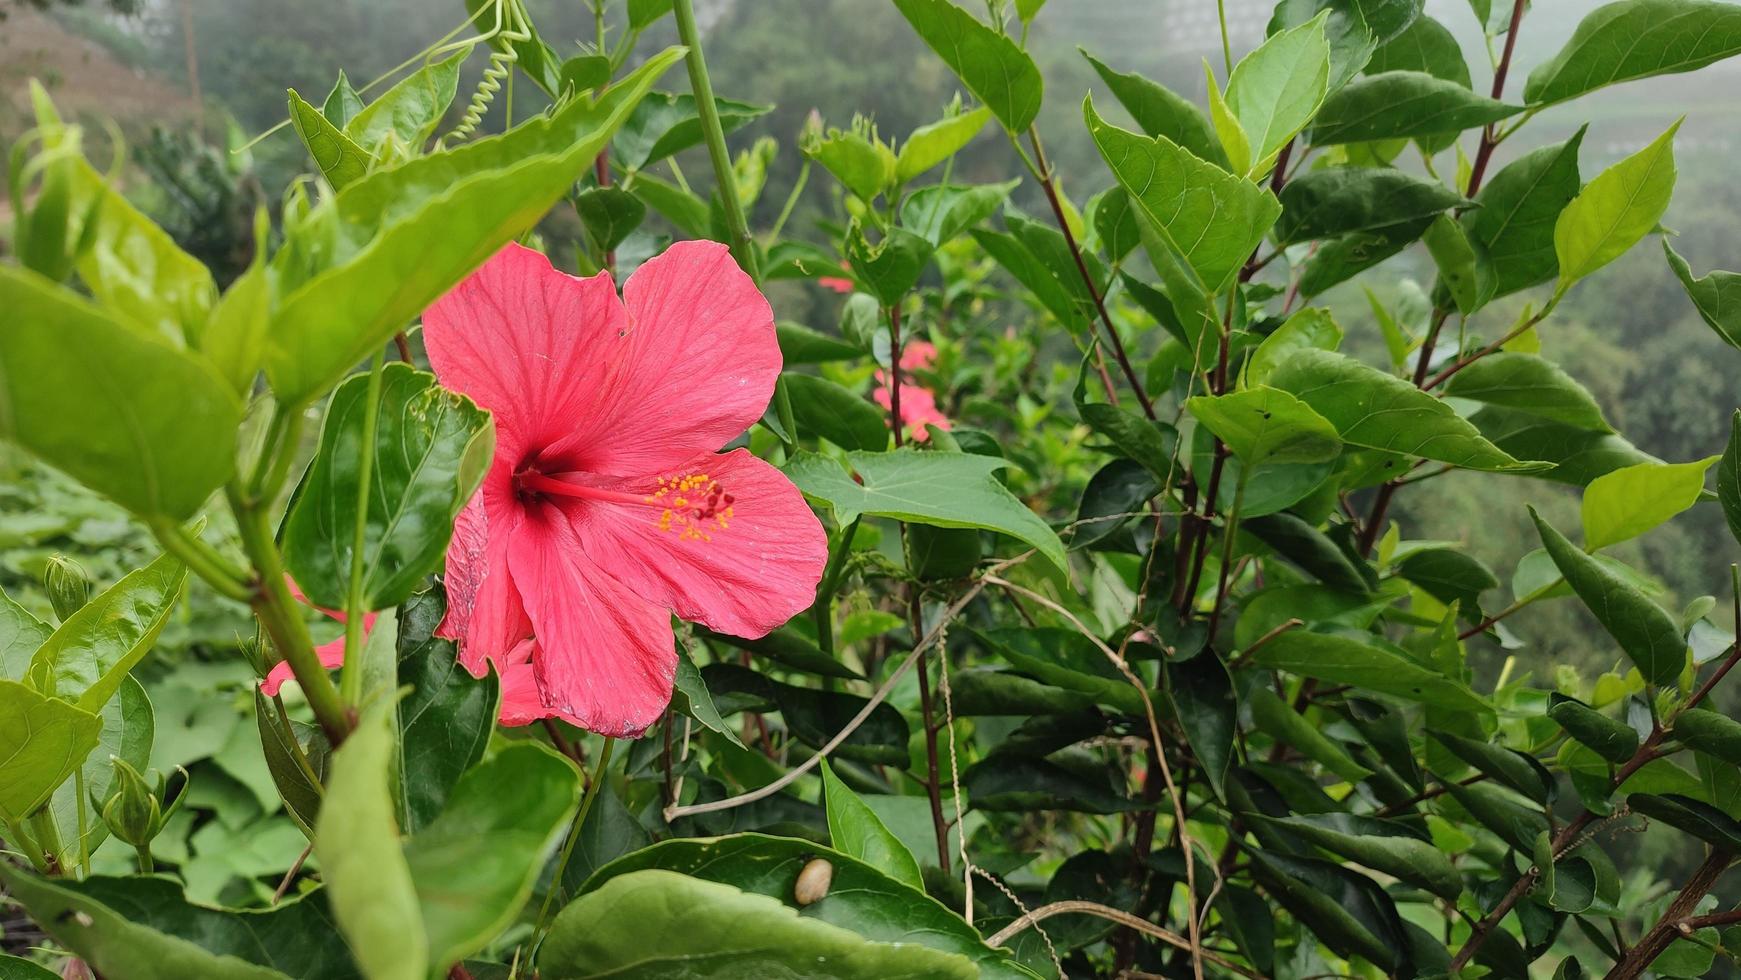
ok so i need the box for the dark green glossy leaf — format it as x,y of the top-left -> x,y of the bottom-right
1431,730 -> 1555,804
783,374 -> 888,452
846,227 -> 933,307
1249,686 -> 1371,783
612,91 -> 771,171
1310,70 -> 1518,144
1274,166 -> 1465,245
948,668 -> 1096,715
1530,507 -> 1686,686
698,626 -> 861,681
1443,352 -> 1609,432
1628,793 -> 1741,850
1252,630 -> 1492,714
1167,653 -> 1236,799
1444,779 -> 1548,850
574,186 -> 646,253
1243,512 -> 1371,593
1672,709 -> 1741,766
703,664 -> 906,765
965,755 -> 1139,813
284,364 -> 493,611
1249,849 -> 1410,972
1268,0 -> 1423,92
1548,694 -> 1638,764
396,591 -> 500,832
1073,459 -> 1156,550
1298,215 -> 1433,297
1259,812 -> 1461,898
1465,129 -> 1585,297
977,627 -> 1153,716
1398,547 -> 1498,612
1722,411 -> 1741,548
1470,406 -> 1656,485
560,781 -> 652,893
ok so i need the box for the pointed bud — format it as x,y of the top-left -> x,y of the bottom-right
42,555 -> 91,622
98,757 -> 162,847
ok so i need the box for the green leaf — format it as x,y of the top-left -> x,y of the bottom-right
612,92 -> 771,171
846,227 -> 933,307
1248,849 -> 1408,972
777,322 -> 862,365
977,627 -> 1155,716
1470,406 -> 1656,485
1267,349 -> 1539,472
406,743 -> 579,971
1554,120 -> 1679,292
821,760 -> 923,890
283,364 -> 494,610
1581,457 -> 1718,551
1309,70 -> 1520,144
1432,730 -> 1555,804
1251,630 -> 1491,714
1085,96 -> 1281,292
1248,686 -> 1372,783
1722,411 -> 1741,548
785,449 -> 1066,573
1524,0 -> 1741,106
315,701 -> 427,980
1672,709 -> 1741,766
0,867 -> 362,980
966,755 -> 1139,813
573,186 -> 646,253
1080,50 -> 1226,168
1226,12 -> 1332,169
256,689 -> 326,834
1267,0 -> 1424,93
323,71 -> 364,127
627,170 -> 710,236
892,0 -> 1043,133
0,679 -> 102,823
544,869 -> 977,978
396,591 -> 501,832
1442,352 -> 1610,432
0,588 -> 50,682
560,781 -> 653,893
50,674 -> 152,865
1248,308 -> 1344,384
1244,512 -> 1372,593
1274,166 -> 1466,245
266,49 -> 680,403
1548,694 -> 1638,764
671,645 -> 744,748
1368,13 -> 1471,87
1530,506 -> 1686,686
0,956 -> 56,980
1205,64 -> 1252,177
1258,812 -> 1461,898
699,626 -> 862,681
1167,653 -> 1236,799
1464,129 -> 1585,297
29,550 -> 185,713
345,51 -> 466,152
1297,215 -> 1433,297
974,227 -> 1089,332
783,374 -> 889,452
1422,212 -> 1495,314
702,664 -> 906,764
288,89 -> 370,189
0,266 -> 242,519
1665,238 -> 1741,350
1627,792 -> 1741,850
806,129 -> 897,201
1398,547 -> 1498,612
901,180 -> 1019,246
628,0 -> 672,31
895,106 -> 993,185
1187,386 -> 1342,467
575,834 -> 1037,979
949,667 -> 1096,715
203,212 -> 273,395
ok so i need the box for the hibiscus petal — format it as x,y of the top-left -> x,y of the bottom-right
508,502 -> 676,738
565,448 -> 827,639
569,241 -> 781,475
260,635 -> 346,697
438,486 -> 532,675
423,242 -> 630,454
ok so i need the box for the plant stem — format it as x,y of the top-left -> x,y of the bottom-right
135,843 -> 155,873
150,521 -> 252,603
1023,127 -> 1155,420
340,348 -> 388,707
1466,0 -> 1530,196
672,0 -> 758,278
533,736 -> 616,948
26,808 -> 61,875
1607,849 -> 1735,978
230,491 -> 352,745
813,518 -> 861,657
911,590 -> 952,874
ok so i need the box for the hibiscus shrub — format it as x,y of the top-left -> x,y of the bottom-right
6,0 -> 1741,977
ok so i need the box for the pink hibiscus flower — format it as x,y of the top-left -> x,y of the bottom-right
873,339 -> 950,442
423,241 -> 828,737
259,579 -> 376,697
817,276 -> 854,293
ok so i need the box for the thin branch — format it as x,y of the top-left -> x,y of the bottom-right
985,902 -> 1264,980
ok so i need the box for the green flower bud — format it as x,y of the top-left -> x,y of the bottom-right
99,757 -> 160,847
42,554 -> 91,623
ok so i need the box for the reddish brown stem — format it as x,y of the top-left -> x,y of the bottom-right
912,591 -> 951,873
1607,849 -> 1734,978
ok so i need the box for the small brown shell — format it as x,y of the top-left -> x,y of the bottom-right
794,857 -> 834,906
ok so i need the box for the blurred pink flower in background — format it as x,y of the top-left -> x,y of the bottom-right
874,339 -> 950,442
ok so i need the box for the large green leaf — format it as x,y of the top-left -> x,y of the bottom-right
283,364 -> 492,611
0,679 -> 102,823
892,0 -> 1043,133
1464,129 -> 1585,297
1258,812 -> 1461,898
1443,352 -> 1610,432
395,590 -> 500,833
1251,630 -> 1491,714
1081,51 -> 1226,167
1267,0 -> 1424,92
287,91 -> 370,191
1665,239 -> 1741,350
343,51 -> 465,152
50,674 -> 152,866
0,587 -> 50,681
266,49 -> 680,403
1309,70 -> 1519,144
784,449 -> 1065,572
1085,96 -> 1280,291
29,550 -> 185,713
1275,166 -> 1466,245
1581,457 -> 1718,551
1523,0 -> 1741,106
576,834 -> 1038,979
977,627 -> 1156,716
314,701 -> 426,980
1167,652 -> 1237,799
901,180 -> 1019,246
1249,849 -> 1410,972
783,374 -> 889,452
0,266 -> 242,519
1530,507 -> 1686,686
405,743 -> 579,971
1248,686 -> 1372,783
820,760 -> 923,891
1548,694 -> 1638,764
1187,386 -> 1343,467
1554,121 -> 1679,292
1266,349 -> 1539,472
543,869 -> 977,978
0,867 -> 361,980
1470,406 -> 1656,486
1225,13 -> 1331,169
